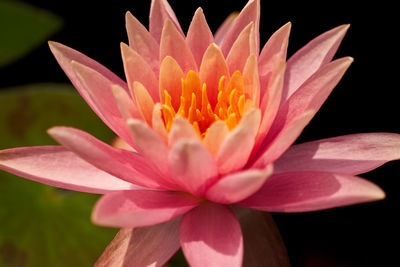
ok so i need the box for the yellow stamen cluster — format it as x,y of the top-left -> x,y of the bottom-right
162,70 -> 253,137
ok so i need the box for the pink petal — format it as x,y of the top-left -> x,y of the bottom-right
180,204 -> 243,267
186,8 -> 214,67
220,0 -> 260,56
71,60 -> 134,146
217,109 -> 261,174
132,81 -> 155,126
238,171 -> 385,212
226,22 -> 256,74
252,110 -> 315,168
48,127 -> 170,189
127,119 -> 170,178
160,19 -> 197,73
48,42 -> 130,140
168,116 -> 200,147
202,121 -> 229,157
152,103 -> 169,142
274,133 -> 400,175
95,218 -> 180,267
92,190 -> 200,228
214,12 -> 238,46
121,42 -> 159,102
159,56 -> 184,110
243,54 -> 260,107
234,208 -> 290,267
283,24 -> 350,102
269,57 -> 353,141
258,22 -> 291,103
0,146 -> 134,194
111,84 -> 141,122
169,139 -> 218,197
149,0 -> 183,42
199,43 -> 230,109
125,12 -> 160,74
205,164 -> 273,204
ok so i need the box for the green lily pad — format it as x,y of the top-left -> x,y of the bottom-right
0,84 -> 117,267
0,1 -> 62,67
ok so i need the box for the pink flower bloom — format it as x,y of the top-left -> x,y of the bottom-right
1,0 -> 399,266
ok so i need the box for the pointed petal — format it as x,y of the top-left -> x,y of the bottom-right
234,208 -> 290,267
48,127 -> 169,189
199,44 -> 230,107
226,22 -> 256,73
92,190 -> 200,228
214,12 -> 239,46
169,139 -> 218,196
217,109 -> 261,174
221,0 -> 260,56
150,0 -> 183,42
252,110 -> 315,168
132,81 -> 155,126
258,22 -> 291,102
71,61 -> 134,146
274,133 -> 400,175
121,42 -> 159,101
159,56 -> 184,110
169,116 -> 200,146
111,84 -> 141,122
243,54 -> 260,107
187,8 -> 214,67
152,103 -> 169,142
283,24 -> 350,101
95,218 -> 180,267
125,12 -> 160,74
0,146 -> 134,194
180,204 -> 243,267
160,20 -> 197,73
203,121 -> 229,157
206,165 -> 273,204
239,172 -> 385,212
127,119 -> 170,178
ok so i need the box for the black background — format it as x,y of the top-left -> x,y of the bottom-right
1,0 -> 399,266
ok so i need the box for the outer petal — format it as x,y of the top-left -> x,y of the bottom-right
258,22 -> 291,103
121,43 -> 159,101
48,126 -> 170,189
92,190 -> 200,228
214,12 -> 238,46
226,22 -> 256,74
251,110 -> 315,168
234,208 -> 290,267
0,146 -> 134,194
274,133 -> 400,175
95,218 -> 180,267
187,8 -> 214,67
180,204 -> 243,267
217,109 -> 261,174
205,165 -> 273,204
125,11 -> 160,74
239,171 -> 385,212
127,119 -> 170,177
111,85 -> 141,122
149,0 -> 183,42
71,61 -> 134,146
283,24 -> 350,102
160,20 -> 197,73
221,0 -> 260,56
199,44 -> 230,107
169,139 -> 218,196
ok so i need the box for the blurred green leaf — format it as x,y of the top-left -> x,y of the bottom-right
0,84 -> 117,267
0,1 -> 62,67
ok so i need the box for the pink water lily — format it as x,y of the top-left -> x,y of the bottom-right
1,0 -> 399,266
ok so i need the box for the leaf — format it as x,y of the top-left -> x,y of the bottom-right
0,1 -> 62,67
0,84 -> 117,267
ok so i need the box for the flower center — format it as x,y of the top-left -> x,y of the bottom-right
162,70 -> 253,137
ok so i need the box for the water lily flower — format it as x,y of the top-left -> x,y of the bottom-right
1,0 -> 399,266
